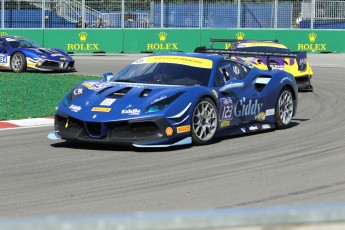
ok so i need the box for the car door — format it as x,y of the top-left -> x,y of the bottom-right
214,60 -> 262,127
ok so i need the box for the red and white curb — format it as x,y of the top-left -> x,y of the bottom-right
0,117 -> 54,130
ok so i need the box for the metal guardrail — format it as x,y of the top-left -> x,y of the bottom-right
2,204 -> 345,230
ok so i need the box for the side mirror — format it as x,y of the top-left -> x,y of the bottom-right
219,80 -> 244,93
103,72 -> 115,82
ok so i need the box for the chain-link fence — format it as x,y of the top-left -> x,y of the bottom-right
1,0 -> 345,29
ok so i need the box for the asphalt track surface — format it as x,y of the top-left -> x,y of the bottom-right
1,54 -> 345,218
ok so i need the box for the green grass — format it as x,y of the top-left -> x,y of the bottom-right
0,72 -> 98,120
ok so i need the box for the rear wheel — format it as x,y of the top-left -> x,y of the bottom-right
275,88 -> 294,129
191,98 -> 218,145
11,52 -> 27,73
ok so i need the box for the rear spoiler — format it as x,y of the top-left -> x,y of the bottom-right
209,38 -> 278,49
195,46 -> 307,71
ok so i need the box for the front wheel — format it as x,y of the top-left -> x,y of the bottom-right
191,98 -> 218,145
275,88 -> 294,129
11,52 -> 27,73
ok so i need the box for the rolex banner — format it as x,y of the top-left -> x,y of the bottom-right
44,29 -> 123,54
0,29 -> 344,54
123,29 -> 200,53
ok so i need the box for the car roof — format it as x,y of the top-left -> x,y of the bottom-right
0,36 -> 25,40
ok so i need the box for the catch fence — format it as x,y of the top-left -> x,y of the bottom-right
1,0 -> 345,29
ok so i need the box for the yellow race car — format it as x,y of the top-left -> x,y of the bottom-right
210,39 -> 314,92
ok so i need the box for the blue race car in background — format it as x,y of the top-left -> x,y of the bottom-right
0,36 -> 75,73
48,49 -> 298,148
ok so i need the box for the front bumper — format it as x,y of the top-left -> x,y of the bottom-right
52,114 -> 190,146
295,75 -> 313,92
28,58 -> 75,71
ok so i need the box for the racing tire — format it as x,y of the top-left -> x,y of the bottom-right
11,52 -> 27,73
275,87 -> 294,129
191,97 -> 218,145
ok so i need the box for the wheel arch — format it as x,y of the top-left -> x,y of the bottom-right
281,83 -> 298,117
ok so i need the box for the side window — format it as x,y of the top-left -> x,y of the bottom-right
214,62 -> 231,87
228,62 -> 251,80
214,61 -> 252,87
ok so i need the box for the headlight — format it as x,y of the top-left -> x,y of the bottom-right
145,92 -> 184,113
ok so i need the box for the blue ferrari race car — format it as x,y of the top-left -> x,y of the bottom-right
48,49 -> 298,148
0,36 -> 75,73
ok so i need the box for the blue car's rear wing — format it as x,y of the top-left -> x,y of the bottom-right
194,46 -> 307,72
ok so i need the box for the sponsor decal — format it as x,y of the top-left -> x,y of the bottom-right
144,56 -> 212,69
233,66 -> 240,75
266,108 -> 275,116
249,125 -> 259,131
220,120 -> 230,127
271,65 -> 285,70
69,104 -> 82,112
234,98 -> 263,117
67,32 -> 100,51
100,98 -> 116,106
237,42 -> 287,49
73,88 -> 83,95
262,124 -> 271,129
92,115 -> 97,119
146,32 -> 179,51
51,53 -> 64,57
121,108 -> 140,115
220,98 -> 234,120
177,125 -> 191,133
92,107 -> 111,112
257,112 -> 266,121
60,58 -> 67,61
82,81 -> 111,91
5,38 -> 16,42
166,127 -> 173,136
151,95 -> 167,104
297,32 -> 327,51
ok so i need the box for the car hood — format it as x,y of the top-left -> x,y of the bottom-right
61,80 -> 193,122
22,48 -> 72,61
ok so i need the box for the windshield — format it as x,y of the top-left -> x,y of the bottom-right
7,38 -> 42,49
113,61 -> 212,86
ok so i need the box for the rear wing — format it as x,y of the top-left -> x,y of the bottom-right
209,38 -> 278,49
195,46 -> 307,72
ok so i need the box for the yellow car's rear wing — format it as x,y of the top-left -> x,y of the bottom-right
194,46 -> 307,72
209,38 -> 279,49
